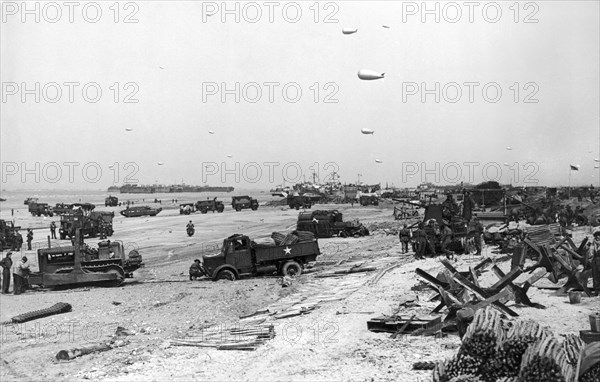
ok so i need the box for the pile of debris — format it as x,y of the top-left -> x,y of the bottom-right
170,324 -> 275,351
431,307 -> 594,382
517,224 -> 593,296
271,231 -> 316,245
366,221 -> 402,236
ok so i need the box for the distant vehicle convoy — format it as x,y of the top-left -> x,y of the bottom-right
120,206 -> 162,217
231,196 -> 259,211
199,233 -> 320,281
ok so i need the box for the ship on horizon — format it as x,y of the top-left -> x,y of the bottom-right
108,184 -> 234,194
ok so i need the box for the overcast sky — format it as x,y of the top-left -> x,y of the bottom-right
1,1 -> 599,190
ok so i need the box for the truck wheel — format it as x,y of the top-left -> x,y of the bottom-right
339,231 -> 347,238
216,269 -> 236,281
282,261 -> 302,278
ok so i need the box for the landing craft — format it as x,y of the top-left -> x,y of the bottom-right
227,155 -> 233,158
342,28 -> 358,35
361,128 -> 375,135
506,146 -> 513,150
595,165 -> 599,169
375,159 -> 383,163
595,158 -> 599,162
358,69 -> 385,81
382,25 -> 390,28
503,162 -> 509,166
157,162 -> 164,166
125,128 -> 133,131
209,130 -> 215,134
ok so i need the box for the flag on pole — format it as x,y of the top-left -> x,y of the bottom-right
570,165 -> 580,171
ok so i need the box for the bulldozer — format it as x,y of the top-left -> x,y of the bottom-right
28,229 -> 143,288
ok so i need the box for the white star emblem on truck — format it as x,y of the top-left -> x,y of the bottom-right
312,218 -> 319,223
284,247 -> 292,255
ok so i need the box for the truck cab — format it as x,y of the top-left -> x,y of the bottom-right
201,234 -> 319,281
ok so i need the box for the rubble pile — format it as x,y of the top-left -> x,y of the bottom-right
366,221 -> 402,236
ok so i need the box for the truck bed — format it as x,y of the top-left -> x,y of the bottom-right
253,240 -> 319,264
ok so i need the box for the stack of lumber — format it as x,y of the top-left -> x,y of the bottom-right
170,324 -> 275,351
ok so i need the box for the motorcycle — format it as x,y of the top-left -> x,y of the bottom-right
186,226 -> 195,237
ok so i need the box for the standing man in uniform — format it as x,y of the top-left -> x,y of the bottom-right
462,191 -> 476,222
0,252 -> 13,293
440,223 -> 455,260
398,225 -> 411,254
13,256 -> 30,295
413,223 -> 427,260
50,221 -> 57,239
472,217 -> 484,256
26,229 -> 33,250
587,231 -> 600,296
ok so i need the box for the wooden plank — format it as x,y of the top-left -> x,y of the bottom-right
469,266 -> 480,288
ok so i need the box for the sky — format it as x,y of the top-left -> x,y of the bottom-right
1,0 -> 599,190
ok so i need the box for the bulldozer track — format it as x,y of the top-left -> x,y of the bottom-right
10,302 -> 72,324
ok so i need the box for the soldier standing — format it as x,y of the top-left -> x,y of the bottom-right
50,221 -> 57,239
13,256 -> 30,295
462,191 -> 476,222
0,252 -> 13,293
398,225 -> 411,254
440,223 -> 454,260
587,231 -> 600,295
472,217 -> 484,256
26,229 -> 33,250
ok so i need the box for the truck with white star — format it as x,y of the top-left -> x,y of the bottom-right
200,233 -> 320,281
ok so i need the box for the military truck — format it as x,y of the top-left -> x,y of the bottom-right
120,206 -> 162,217
287,195 -> 313,210
231,196 -> 259,211
0,220 -> 23,251
196,198 -> 225,214
52,203 -> 74,215
28,238 -> 143,288
179,203 -> 196,215
24,197 -> 38,205
59,211 -> 114,240
359,195 -> 379,206
28,202 -> 53,217
296,210 -> 370,238
200,233 -> 320,281
105,196 -> 119,207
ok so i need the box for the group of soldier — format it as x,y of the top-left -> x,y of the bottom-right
0,252 -> 31,295
398,192 -> 483,260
